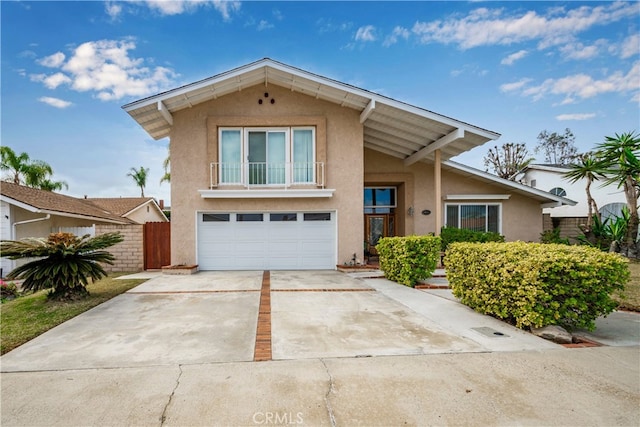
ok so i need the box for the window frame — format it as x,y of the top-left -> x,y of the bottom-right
444,203 -> 502,234
364,187 -> 397,208
218,126 -> 316,187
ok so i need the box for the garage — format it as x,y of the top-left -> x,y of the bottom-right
197,211 -> 336,270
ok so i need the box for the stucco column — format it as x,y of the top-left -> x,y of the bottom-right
434,149 -> 442,235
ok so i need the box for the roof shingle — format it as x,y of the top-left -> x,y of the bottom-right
0,182 -> 131,224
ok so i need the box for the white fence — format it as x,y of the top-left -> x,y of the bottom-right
52,226 -> 96,237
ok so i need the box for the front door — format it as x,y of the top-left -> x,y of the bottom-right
365,214 -> 395,256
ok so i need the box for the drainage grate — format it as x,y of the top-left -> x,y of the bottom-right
471,327 -> 510,338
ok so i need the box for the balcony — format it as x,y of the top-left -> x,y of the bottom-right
200,162 -> 333,199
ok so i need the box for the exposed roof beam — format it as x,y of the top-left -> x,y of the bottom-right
360,99 -> 376,123
157,101 -> 173,126
404,128 -> 464,166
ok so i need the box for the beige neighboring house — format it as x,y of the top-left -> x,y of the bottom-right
123,58 -> 574,271
0,182 -> 168,276
85,197 -> 168,224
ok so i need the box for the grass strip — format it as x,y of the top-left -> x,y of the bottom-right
1,274 -> 146,355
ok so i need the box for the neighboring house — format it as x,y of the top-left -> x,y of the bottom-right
85,197 -> 168,224
123,58 -> 574,271
0,182 -> 168,275
520,164 -> 629,239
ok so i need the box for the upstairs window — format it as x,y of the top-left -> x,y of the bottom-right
219,127 -> 315,186
550,187 -> 567,197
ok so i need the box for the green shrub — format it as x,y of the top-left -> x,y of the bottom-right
0,280 -> 19,301
445,241 -> 629,331
440,226 -> 504,251
540,228 -> 570,245
1,232 -> 124,301
377,235 -> 441,287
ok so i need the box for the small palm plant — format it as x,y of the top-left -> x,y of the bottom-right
0,232 -> 123,301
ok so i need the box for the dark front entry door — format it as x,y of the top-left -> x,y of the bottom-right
365,214 -> 395,256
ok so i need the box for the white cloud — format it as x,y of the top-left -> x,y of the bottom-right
556,113 -> 597,121
383,26 -> 410,47
620,33 -> 640,59
411,2 -> 639,50
30,72 -> 73,89
130,0 -> 240,20
257,20 -> 273,31
559,40 -> 606,60
105,1 -> 122,19
37,52 -> 66,67
355,25 -> 376,42
499,78 -> 533,92
38,96 -> 73,108
30,39 -> 177,101
510,61 -> 640,103
501,50 -> 528,65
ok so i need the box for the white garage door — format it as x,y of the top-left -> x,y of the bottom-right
197,212 -> 336,270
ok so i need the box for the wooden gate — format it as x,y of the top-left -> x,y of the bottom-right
144,222 -> 171,270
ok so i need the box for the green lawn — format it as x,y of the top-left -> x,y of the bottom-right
0,275 -> 146,355
614,260 -> 640,312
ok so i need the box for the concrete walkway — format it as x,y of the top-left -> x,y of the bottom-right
1,270 -> 639,426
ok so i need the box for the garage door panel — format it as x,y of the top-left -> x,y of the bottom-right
198,211 -> 335,270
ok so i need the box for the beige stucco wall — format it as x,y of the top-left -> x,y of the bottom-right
125,203 -> 167,224
10,206 -> 101,240
170,84 -> 364,266
5,206 -> 143,274
364,148 -> 544,242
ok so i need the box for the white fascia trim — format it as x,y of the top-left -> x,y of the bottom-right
199,189 -> 335,199
37,210 -> 130,224
0,195 -> 39,213
445,194 -> 511,200
122,199 -> 168,221
443,160 -> 577,206
123,59 -> 500,140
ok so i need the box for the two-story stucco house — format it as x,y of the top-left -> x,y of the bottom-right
123,58 -> 573,271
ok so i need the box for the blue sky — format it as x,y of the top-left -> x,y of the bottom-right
2,1 -> 639,204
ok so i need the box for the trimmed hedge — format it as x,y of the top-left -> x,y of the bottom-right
440,227 -> 504,251
445,242 -> 629,330
377,235 -> 441,287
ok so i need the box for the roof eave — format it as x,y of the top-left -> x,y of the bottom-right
443,160 -> 577,206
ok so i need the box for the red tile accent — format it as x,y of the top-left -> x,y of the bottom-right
254,271 -> 272,362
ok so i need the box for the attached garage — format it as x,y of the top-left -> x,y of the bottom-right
197,211 -> 336,270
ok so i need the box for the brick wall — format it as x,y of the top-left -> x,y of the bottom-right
548,216 -> 587,243
95,224 -> 144,273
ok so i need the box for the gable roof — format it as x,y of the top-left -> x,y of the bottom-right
0,182 -> 130,224
123,58 -> 500,163
86,197 -> 155,216
442,160 -> 577,206
524,164 -> 573,173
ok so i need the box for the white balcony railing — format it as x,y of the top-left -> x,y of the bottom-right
209,162 -> 325,189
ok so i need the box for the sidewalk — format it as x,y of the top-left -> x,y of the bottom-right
2,347 -> 638,426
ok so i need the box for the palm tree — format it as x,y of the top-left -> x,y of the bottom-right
0,232 -> 124,301
596,131 -> 640,256
127,166 -> 149,197
0,146 -> 68,191
1,146 -> 32,184
564,152 -> 606,233
24,160 -> 68,191
160,150 -> 170,184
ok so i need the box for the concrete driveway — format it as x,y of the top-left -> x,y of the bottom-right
0,270 -> 557,372
2,271 -> 638,426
